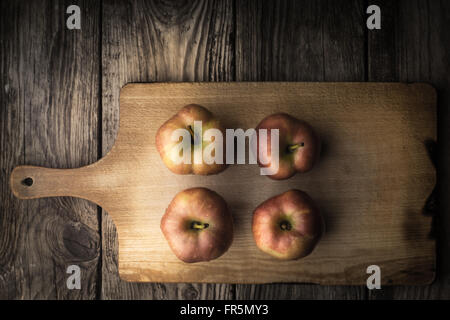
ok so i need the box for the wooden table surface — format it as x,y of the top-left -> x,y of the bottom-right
0,0 -> 448,299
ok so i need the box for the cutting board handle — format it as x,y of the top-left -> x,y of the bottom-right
10,165 -> 100,201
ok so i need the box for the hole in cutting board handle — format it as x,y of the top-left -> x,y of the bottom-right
21,177 -> 33,187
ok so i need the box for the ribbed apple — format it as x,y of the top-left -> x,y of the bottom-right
256,113 -> 320,180
156,104 -> 227,175
252,189 -> 324,260
161,187 -> 234,263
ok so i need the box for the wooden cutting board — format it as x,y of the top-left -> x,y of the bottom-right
10,82 -> 436,285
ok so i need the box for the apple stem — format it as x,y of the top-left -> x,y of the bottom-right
187,125 -> 195,145
279,221 -> 292,231
191,221 -> 209,230
187,125 -> 194,136
288,142 -> 305,152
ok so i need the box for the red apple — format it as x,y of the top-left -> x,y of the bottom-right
161,187 -> 233,263
256,113 -> 320,180
252,189 -> 324,260
156,104 -> 227,175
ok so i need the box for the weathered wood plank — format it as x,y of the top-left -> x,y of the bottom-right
101,0 -> 235,299
0,0 -> 101,299
367,0 -> 399,82
235,0 -> 367,299
367,0 -> 450,300
0,0 -> 26,300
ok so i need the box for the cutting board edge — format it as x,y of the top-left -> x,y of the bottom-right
117,250 -> 437,285
117,272 -> 437,286
9,82 -> 436,285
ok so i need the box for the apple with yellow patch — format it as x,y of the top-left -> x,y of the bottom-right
156,104 -> 227,175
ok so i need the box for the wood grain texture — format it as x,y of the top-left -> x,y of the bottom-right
101,0 -> 235,299
235,0 -> 368,299
0,0 -> 100,299
367,0 -> 450,300
11,82 -> 436,286
1,0 -> 449,300
0,0 -> 26,299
